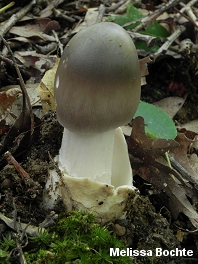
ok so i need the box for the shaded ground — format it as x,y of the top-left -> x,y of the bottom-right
142,55 -> 198,123
0,111 -> 198,263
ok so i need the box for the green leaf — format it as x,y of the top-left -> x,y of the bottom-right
109,4 -> 169,52
135,42 -> 159,52
134,101 -> 177,139
141,20 -> 170,38
109,4 -> 169,38
109,4 -> 142,29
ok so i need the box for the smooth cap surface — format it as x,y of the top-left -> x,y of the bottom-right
55,22 -> 141,133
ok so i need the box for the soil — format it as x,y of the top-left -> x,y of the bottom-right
0,110 -> 198,263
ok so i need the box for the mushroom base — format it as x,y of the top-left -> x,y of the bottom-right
43,127 -> 135,223
43,170 -> 137,223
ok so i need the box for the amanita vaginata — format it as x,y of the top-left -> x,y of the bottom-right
44,22 -> 141,223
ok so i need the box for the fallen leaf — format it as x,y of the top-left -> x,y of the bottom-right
0,84 -> 42,125
139,56 -> 151,77
128,116 -> 198,228
14,51 -> 57,75
36,58 -> 58,112
171,133 -> 198,181
0,212 -> 45,236
179,120 -> 198,133
72,8 -> 98,34
188,153 -> 198,177
153,96 -> 185,118
139,56 -> 151,86
0,88 -> 21,114
9,18 -> 60,41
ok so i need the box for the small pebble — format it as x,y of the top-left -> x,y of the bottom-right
114,223 -> 126,237
1,178 -> 12,189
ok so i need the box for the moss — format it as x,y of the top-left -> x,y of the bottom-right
0,210 -> 132,264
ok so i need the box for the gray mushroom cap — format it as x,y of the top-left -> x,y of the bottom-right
54,22 -> 141,134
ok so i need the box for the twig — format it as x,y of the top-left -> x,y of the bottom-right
97,4 -> 106,22
168,154 -> 198,190
53,8 -> 75,23
40,211 -> 58,228
0,1 -> 15,14
0,0 -> 36,38
174,0 -> 198,28
177,0 -> 198,21
127,31 -> 161,47
152,25 -> 186,59
4,151 -> 30,182
52,30 -> 63,55
114,0 -> 131,14
3,150 -> 42,197
184,6 -> 198,28
174,222 -> 198,233
0,54 -> 28,77
0,54 -> 23,68
105,0 -> 127,12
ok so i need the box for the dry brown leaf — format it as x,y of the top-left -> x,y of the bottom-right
165,176 -> 198,227
36,58 -> 59,112
139,56 -> 151,77
127,116 -> 198,228
0,88 -> 21,114
139,56 -> 151,86
14,51 -> 57,76
179,120 -> 198,133
171,133 -> 198,181
153,97 -> 185,118
189,154 -> 198,176
72,8 -> 99,34
9,18 -> 60,41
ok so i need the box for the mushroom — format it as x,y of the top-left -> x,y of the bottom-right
44,22 -> 141,222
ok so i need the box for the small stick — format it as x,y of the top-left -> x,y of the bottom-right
0,0 -> 36,38
0,54 -> 24,68
53,8 -> 75,23
168,154 -> 198,190
177,0 -> 198,19
3,151 -> 41,194
97,4 -> 106,23
4,151 -> 30,182
153,25 -> 186,59
105,0 -> 127,12
0,1 -> 15,14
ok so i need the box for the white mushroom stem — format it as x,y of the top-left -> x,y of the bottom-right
58,127 -> 133,186
59,128 -> 116,185
43,127 -> 133,210
112,127 -> 133,187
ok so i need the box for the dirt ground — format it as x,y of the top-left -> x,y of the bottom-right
0,108 -> 198,264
